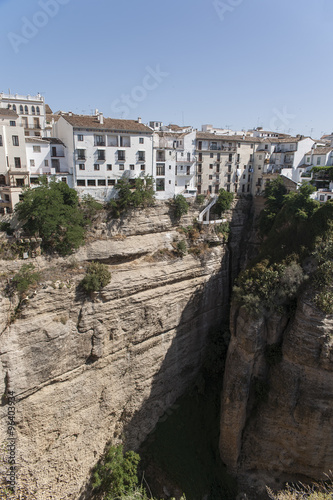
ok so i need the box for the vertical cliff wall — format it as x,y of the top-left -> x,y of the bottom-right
219,292 -> 333,497
0,199 -> 251,499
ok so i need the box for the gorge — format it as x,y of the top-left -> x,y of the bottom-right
0,196 -> 332,500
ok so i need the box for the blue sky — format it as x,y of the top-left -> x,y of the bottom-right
0,0 -> 332,138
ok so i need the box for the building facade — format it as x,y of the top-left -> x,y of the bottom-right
0,92 -> 46,138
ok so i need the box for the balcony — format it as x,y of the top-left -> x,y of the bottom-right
95,141 -> 106,147
51,153 -> 65,157
138,155 -> 146,162
77,155 -> 86,161
27,124 -> 41,130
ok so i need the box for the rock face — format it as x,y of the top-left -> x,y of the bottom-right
219,292 -> 333,496
0,200 -> 250,500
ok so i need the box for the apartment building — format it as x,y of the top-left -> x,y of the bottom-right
26,137 -> 72,187
0,109 -> 29,212
254,136 -> 315,193
0,92 -> 46,137
151,122 -> 196,199
54,112 -> 154,201
196,132 -> 260,196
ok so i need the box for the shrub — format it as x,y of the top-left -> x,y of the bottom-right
92,445 -> 140,498
215,222 -> 230,241
108,176 -> 155,216
176,240 -> 187,257
15,179 -> 86,255
81,262 -> 111,293
214,189 -> 234,217
196,194 -> 206,205
172,194 -> 189,220
0,222 -> 14,235
80,194 -> 104,222
9,263 -> 40,297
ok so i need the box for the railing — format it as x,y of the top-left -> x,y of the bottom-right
51,153 -> 65,157
94,142 -> 106,147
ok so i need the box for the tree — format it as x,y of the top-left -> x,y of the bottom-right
172,194 -> 189,219
15,179 -> 86,255
258,177 -> 287,236
214,188 -> 234,217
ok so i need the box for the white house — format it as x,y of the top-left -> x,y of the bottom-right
0,109 -> 29,212
151,122 -> 197,200
0,92 -> 46,138
54,112 -> 154,201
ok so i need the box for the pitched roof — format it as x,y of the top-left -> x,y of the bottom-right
61,113 -> 153,134
306,147 -> 333,155
25,137 -> 49,144
0,108 -> 18,118
45,104 -> 53,114
196,132 -> 261,142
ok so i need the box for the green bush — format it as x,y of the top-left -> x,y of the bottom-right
108,176 -> 155,216
0,222 -> 14,235
10,264 -> 40,297
15,179 -> 86,255
80,194 -> 104,222
214,189 -> 234,217
215,222 -> 230,241
81,262 -> 111,293
176,240 -> 187,257
172,194 -> 189,219
92,445 -> 140,499
195,194 -> 206,205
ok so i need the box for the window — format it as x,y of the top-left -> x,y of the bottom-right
94,164 -> 100,171
119,164 -> 124,170
0,136 -> 2,147
44,160 -> 48,166
156,178 -> 165,191
130,164 -> 135,170
250,144 -> 254,149
77,180 -> 86,186
16,178 -> 24,187
30,159 -> 35,167
31,106 -> 35,115
30,177 -> 39,184
228,165 -> 231,172
87,179 -> 96,186
227,174 -> 231,182
317,157 -> 321,165
210,153 -> 214,158
198,175 -> 201,184
108,179 -> 116,186
79,164 -> 85,170
119,136 -> 130,147
138,151 -> 145,161
36,106 -> 40,115
209,164 -> 213,169
169,180 -> 171,184
97,150 -> 105,160
4,194 -> 10,201
10,121 -> 16,127
20,105 -> 24,114
118,150 -> 125,161
78,134 -> 84,141
217,153 -> 220,161
169,165 -> 172,170
95,135 -> 105,146
24,105 -> 28,114
169,151 -> 172,156
33,146 -> 41,153
139,138 -> 144,144
12,136 -> 19,146
307,157 -> 311,163
209,175 -> 213,180
156,164 -> 165,176
259,155 -> 262,160
238,143 -> 241,148
77,149 -> 85,160
98,179 -> 106,186
198,164 -> 202,173
229,154 -> 232,161
14,157 -> 21,168
61,178 -> 67,183
107,164 -> 112,171
265,145 -> 268,150
140,164 -> 145,171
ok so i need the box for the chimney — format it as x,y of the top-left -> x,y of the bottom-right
138,117 -> 142,123
95,108 -> 99,116
98,113 -> 104,125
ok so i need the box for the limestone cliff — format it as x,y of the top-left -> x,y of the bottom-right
0,199 -> 250,499
219,291 -> 333,497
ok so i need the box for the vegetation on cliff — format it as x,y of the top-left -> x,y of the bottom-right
108,175 -> 155,217
234,179 -> 333,316
15,179 -> 86,255
80,261 -> 111,293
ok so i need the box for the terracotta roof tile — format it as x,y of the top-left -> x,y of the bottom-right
0,108 -> 18,118
61,113 -> 153,134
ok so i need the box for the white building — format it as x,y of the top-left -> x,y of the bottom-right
0,92 -> 46,138
54,112 -> 154,201
0,109 -> 29,212
151,122 -> 197,199
25,137 -> 73,187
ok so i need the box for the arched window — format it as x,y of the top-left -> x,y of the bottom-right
0,175 -> 6,186
24,105 -> 28,114
31,106 -> 35,115
13,105 -> 16,112
20,105 -> 24,114
36,106 -> 40,115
